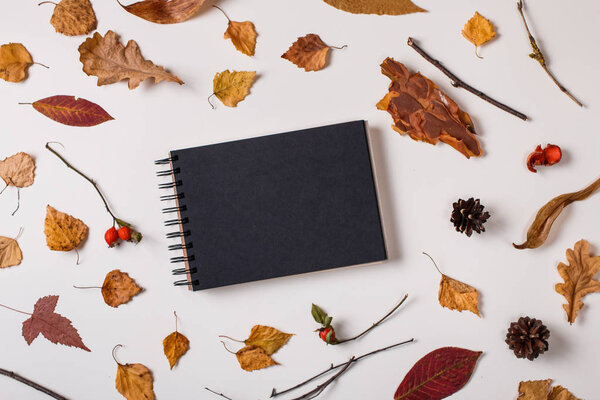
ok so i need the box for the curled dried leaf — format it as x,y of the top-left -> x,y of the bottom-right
102,269 -> 143,307
119,0 -> 206,24
439,275 -> 480,317
42,0 -> 97,36
323,0 -> 426,15
0,152 -> 36,188
236,345 -> 278,372
514,176 -> 600,249
44,205 -> 88,251
0,43 -> 33,82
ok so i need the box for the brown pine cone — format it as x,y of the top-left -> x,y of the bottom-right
450,197 -> 490,237
505,316 -> 550,360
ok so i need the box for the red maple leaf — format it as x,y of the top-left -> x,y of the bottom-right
22,295 -> 90,352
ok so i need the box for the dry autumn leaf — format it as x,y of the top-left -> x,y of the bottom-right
210,70 -> 256,108
163,332 -> 189,369
0,43 -> 33,82
244,325 -> 293,355
26,95 -> 114,127
39,0 -> 97,36
377,58 -> 481,158
555,239 -> 600,324
113,345 -> 155,400
44,205 -> 88,252
282,34 -> 345,72
102,269 -> 143,307
323,0 -> 426,15
514,176 -> 600,249
549,386 -> 580,400
0,152 -> 35,188
119,0 -> 206,24
462,12 -> 496,58
214,6 -> 256,56
78,30 -> 183,89
0,229 -> 23,269
519,380 -> 552,400
236,345 -> 278,372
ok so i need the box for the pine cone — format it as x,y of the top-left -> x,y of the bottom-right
505,316 -> 550,360
450,197 -> 490,237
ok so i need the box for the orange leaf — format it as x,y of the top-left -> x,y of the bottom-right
438,275 -> 480,317
282,34 -> 337,72
323,0 -> 426,15
102,269 -> 143,307
42,0 -> 97,36
163,331 -> 190,369
44,205 -> 88,252
0,43 -> 33,82
236,345 -> 278,372
461,12 -> 496,58
225,20 -> 257,56
119,0 -> 206,24
116,362 -> 155,400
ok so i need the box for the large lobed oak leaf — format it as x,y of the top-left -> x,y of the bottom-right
377,58 -> 481,158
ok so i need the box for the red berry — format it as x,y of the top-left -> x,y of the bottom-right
104,227 -> 119,247
118,226 -> 132,241
319,327 -> 336,343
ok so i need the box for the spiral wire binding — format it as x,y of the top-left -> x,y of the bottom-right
156,155 -> 195,288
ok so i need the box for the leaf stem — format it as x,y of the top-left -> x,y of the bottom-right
516,0 -> 583,107
407,37 -> 528,121
72,285 -> 102,289
218,335 -> 245,343
220,341 -> 237,355
205,387 -> 233,400
37,1 -> 59,6
328,44 -> 347,50
45,142 -> 117,223
112,344 -> 123,365
208,93 -> 216,109
14,227 -> 23,241
9,178 -> 20,216
422,252 -> 443,275
174,310 -> 178,332
336,294 -> 408,344
0,368 -> 68,400
0,302 -> 32,316
33,62 -> 50,69
212,5 -> 231,22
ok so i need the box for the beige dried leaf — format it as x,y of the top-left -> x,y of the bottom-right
518,379 -> 552,400
439,275 -> 480,317
44,205 -> 88,251
0,152 -> 36,188
45,0 -> 97,36
236,345 -> 278,372
102,269 -> 143,307
244,325 -> 293,355
225,20 -> 257,56
0,233 -> 23,268
78,30 -> 183,89
0,43 -> 33,82
322,0 -> 426,15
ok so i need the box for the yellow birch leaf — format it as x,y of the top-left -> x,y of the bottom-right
212,70 -> 256,108
102,269 -> 143,308
518,380 -> 552,400
548,386 -> 581,400
44,205 -> 88,251
462,12 -> 496,58
0,43 -> 33,82
225,21 -> 257,56
236,345 -> 278,372
244,325 -> 293,355
116,362 -> 155,400
163,331 -> 190,369
439,275 -> 480,317
555,239 -> 600,324
322,0 -> 426,15
0,234 -> 22,268
0,152 -> 36,188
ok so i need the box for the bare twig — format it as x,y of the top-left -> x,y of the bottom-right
0,368 -> 68,400
407,37 -> 528,121
289,357 -> 355,400
516,0 -> 583,106
205,387 -> 234,400
336,294 -> 408,344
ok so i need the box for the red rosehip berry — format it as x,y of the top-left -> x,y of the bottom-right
319,327 -> 336,344
104,227 -> 119,247
118,226 -> 132,241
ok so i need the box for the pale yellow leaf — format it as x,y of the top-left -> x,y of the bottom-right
212,70 -> 256,107
245,325 -> 293,355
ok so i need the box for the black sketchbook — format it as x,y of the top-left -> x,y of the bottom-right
155,121 -> 387,291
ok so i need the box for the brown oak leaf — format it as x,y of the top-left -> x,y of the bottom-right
236,345 -> 278,372
119,0 -> 206,24
0,43 -> 33,82
322,0 -> 426,15
44,205 -> 88,251
462,12 -> 496,58
244,325 -> 293,355
0,152 -> 36,188
41,0 -> 97,36
211,70 -> 256,108
78,30 -> 183,89
102,269 -> 143,307
555,239 -> 600,324
282,34 -> 343,72
116,361 -> 155,400
22,295 -> 90,351
0,230 -> 23,269
439,275 -> 480,317
377,58 -> 481,158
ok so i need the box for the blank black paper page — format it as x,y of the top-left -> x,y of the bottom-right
169,120 -> 387,290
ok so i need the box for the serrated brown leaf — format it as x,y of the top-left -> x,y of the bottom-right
225,20 -> 257,56
119,0 -> 206,24
0,152 -> 35,188
282,34 -> 333,72
377,58 -> 481,158
212,70 -> 256,107
30,95 -> 113,127
163,331 -> 190,369
44,0 -> 97,36
323,0 -> 426,15
244,325 -> 293,355
439,274 -> 480,317
462,12 -> 496,58
78,30 -> 183,89
514,176 -> 600,250
236,345 -> 278,372
116,362 -> 155,400
549,386 -> 580,400
0,43 -> 33,82
22,295 -> 90,351
102,269 -> 143,307
44,205 -> 88,251
555,239 -> 600,324
518,380 -> 552,400
0,234 -> 23,268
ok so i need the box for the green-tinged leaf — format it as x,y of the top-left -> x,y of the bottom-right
311,304 -> 329,326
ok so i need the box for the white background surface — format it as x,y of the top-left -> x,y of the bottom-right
1,0 -> 600,399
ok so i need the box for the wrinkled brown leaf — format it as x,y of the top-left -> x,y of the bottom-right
116,362 -> 155,400
244,325 -> 293,355
102,269 -> 143,307
282,34 -> 335,72
462,12 -> 496,58
44,205 -> 88,251
43,0 -> 97,36
377,58 -> 481,158
0,152 -> 36,188
548,386 -> 580,400
0,234 -> 22,268
163,331 -> 190,369
555,239 -> 600,324
439,275 -> 480,317
323,0 -> 426,15
236,345 -> 278,371
0,43 -> 33,82
119,0 -> 206,24
212,70 -> 256,107
78,30 -> 183,89
518,380 -> 552,400
514,176 -> 600,249
225,20 -> 257,56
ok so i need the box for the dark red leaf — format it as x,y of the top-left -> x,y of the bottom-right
394,347 -> 481,400
22,295 -> 90,352
31,95 -> 114,127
